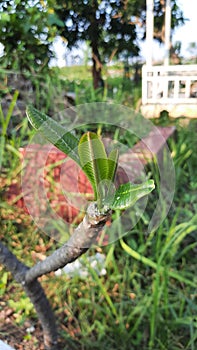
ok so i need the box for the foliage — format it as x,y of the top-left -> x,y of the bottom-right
26,105 -> 79,164
53,0 -> 184,58
0,90 -> 19,169
26,105 -> 155,212
0,0 -> 185,89
52,0 -> 138,88
153,0 -> 185,43
0,0 -> 59,73
52,0 -> 184,87
57,64 -> 142,109
8,293 -> 35,325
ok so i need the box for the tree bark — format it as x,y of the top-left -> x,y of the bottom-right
92,46 -> 103,90
25,203 -> 110,283
0,242 -> 58,350
0,203 -> 111,349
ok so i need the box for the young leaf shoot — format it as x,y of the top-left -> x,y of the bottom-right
26,106 -> 155,213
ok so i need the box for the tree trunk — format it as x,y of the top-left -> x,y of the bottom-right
91,44 -> 103,90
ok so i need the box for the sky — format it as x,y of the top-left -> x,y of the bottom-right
138,0 -> 197,62
172,0 -> 196,56
164,0 -> 197,59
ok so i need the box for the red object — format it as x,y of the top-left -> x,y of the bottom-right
6,145 -> 93,223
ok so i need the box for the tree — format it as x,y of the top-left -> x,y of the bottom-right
53,0 -> 185,88
53,0 -> 139,89
0,1 -> 185,86
0,0 -> 62,73
153,0 -> 185,44
0,105 -> 155,349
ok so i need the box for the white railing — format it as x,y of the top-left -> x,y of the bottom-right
142,64 -> 197,105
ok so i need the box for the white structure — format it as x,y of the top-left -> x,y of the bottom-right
141,0 -> 197,118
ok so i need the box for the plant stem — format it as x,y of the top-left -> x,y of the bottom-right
0,241 -> 58,349
0,202 -> 111,349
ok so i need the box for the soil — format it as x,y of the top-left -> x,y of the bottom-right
0,300 -> 70,350
0,303 -> 46,350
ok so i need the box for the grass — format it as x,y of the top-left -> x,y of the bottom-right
0,67 -> 197,349
55,64 -> 141,108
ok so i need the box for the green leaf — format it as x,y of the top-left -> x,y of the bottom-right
111,180 -> 155,210
0,13 -> 10,22
48,13 -> 64,27
108,148 -> 119,182
99,148 -> 119,209
78,132 -> 109,200
26,105 -> 79,164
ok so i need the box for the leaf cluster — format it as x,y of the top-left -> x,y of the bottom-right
54,0 -> 141,61
53,0 -> 185,61
0,0 -> 57,72
26,105 -> 154,213
0,0 -> 186,73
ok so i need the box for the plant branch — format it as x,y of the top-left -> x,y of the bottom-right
23,279 -> 58,350
0,203 -> 110,349
0,241 -> 28,283
0,241 -> 58,349
25,202 -> 111,284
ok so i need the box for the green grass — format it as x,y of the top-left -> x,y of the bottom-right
55,64 -> 141,108
0,69 -> 197,349
59,65 -> 92,81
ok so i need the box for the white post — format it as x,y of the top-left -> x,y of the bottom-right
146,0 -> 154,66
164,0 -> 171,66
